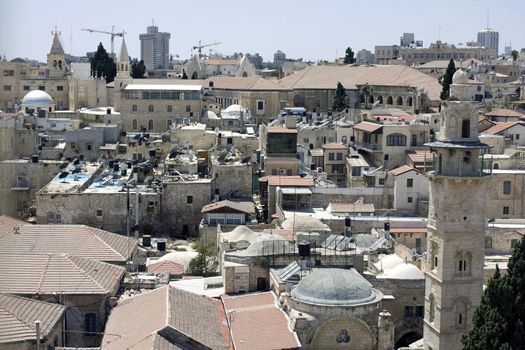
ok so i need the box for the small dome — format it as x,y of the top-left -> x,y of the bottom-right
22,90 -> 53,106
380,263 -> 424,280
291,268 -> 382,306
452,69 -> 469,85
373,254 -> 403,272
205,111 -> 219,120
281,216 -> 330,232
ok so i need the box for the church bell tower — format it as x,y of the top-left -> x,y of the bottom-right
422,69 -> 491,350
47,28 -> 66,78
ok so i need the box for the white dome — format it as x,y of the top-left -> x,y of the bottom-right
373,254 -> 403,271
380,263 -> 424,280
452,69 -> 469,85
223,104 -> 245,113
22,90 -> 53,106
205,110 -> 220,120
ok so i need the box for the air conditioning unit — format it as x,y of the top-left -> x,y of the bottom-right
278,168 -> 287,175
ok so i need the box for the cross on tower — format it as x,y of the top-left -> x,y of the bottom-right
51,26 -> 61,36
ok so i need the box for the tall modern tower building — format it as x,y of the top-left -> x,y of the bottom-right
139,24 -> 171,71
422,69 -> 491,350
477,28 -> 499,56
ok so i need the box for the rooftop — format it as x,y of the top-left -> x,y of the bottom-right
389,165 -> 419,176
260,175 -> 314,187
353,121 -> 383,133
0,294 -> 65,344
329,202 -> 375,213
267,126 -> 298,134
0,254 -> 125,295
201,200 -> 255,215
124,84 -> 202,91
222,292 -> 301,350
0,220 -> 138,263
484,108 -> 525,118
482,121 -> 523,135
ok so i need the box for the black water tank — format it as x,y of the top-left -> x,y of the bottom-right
298,241 -> 311,257
142,235 -> 151,247
309,143 -> 314,150
384,222 -> 390,231
350,136 -> 355,142
149,149 -> 156,157
384,154 -> 389,161
157,240 -> 166,251
345,216 -> 352,227
310,163 -> 316,170
79,154 -> 85,161
31,155 -> 39,163
108,160 -> 115,168
113,163 -> 120,172
107,108 -> 111,115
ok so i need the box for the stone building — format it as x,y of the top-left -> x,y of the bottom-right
282,268 -> 394,349
184,54 -> 256,79
322,142 -> 348,186
422,69 -> 492,350
0,113 -> 37,162
389,165 -> 429,217
0,158 -> 62,217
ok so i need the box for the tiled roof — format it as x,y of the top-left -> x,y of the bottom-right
329,202 -> 375,213
484,109 -> 524,118
0,222 -> 138,263
416,59 -> 485,69
205,76 -> 287,91
101,286 -> 229,350
222,292 -> 300,350
353,121 -> 383,133
479,118 -> 496,132
201,200 -> 255,214
279,64 -> 442,101
309,148 -> 324,157
322,142 -> 348,150
0,254 -> 125,295
267,126 -> 298,134
0,215 -> 26,236
0,294 -> 65,344
482,122 -> 522,135
261,176 -> 314,187
389,165 -> 418,176
406,149 -> 432,164
147,260 -> 184,276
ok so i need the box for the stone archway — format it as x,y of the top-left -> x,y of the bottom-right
309,316 -> 375,349
242,71 -> 248,77
395,331 -> 421,348
191,71 -> 198,79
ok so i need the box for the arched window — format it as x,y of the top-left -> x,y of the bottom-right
408,97 -> 413,106
132,119 -> 137,130
360,94 -> 365,104
386,133 -> 407,146
58,60 -> 62,70
209,81 -> 214,88
429,294 -> 435,323
378,95 -> 383,105
396,96 -> 403,106
493,163 -> 499,169
242,71 -> 248,77
455,300 -> 467,329
191,71 -> 198,79
386,95 -> 393,105
369,95 -> 374,104
148,119 -> 154,130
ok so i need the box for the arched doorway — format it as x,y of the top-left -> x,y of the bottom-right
191,71 -> 198,79
293,94 -> 304,107
395,331 -> 421,348
242,71 -> 248,77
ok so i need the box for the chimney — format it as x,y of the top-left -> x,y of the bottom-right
35,320 -> 41,350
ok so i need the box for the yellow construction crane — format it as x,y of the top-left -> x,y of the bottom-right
82,26 -> 126,58
192,41 -> 222,58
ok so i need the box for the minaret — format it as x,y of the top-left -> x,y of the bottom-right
422,69 -> 491,350
47,28 -> 66,78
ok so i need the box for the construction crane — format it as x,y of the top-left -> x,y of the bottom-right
81,26 -> 126,58
192,41 -> 222,58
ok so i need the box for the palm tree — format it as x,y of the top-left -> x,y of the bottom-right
361,83 -> 373,109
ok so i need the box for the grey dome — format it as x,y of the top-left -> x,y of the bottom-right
291,268 -> 382,306
22,90 -> 53,106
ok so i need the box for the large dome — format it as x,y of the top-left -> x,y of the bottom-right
22,90 -> 53,106
452,69 -> 468,85
291,268 -> 382,306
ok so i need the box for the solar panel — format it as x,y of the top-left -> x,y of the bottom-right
279,261 -> 301,282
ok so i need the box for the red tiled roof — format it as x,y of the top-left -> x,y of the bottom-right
261,176 -> 314,187
389,165 -> 418,176
147,260 -> 184,276
222,292 -> 300,350
483,122 -> 522,135
406,149 -> 432,163
267,126 -> 298,134
484,109 -> 524,118
353,121 -> 383,133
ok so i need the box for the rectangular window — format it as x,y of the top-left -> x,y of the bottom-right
38,86 -> 45,91
3,85 -> 11,91
167,105 -> 172,112
257,100 -> 264,111
23,85 -> 30,91
503,206 -> 510,215
96,209 -> 102,217
187,196 -> 193,204
416,306 -> 424,318
148,105 -> 154,112
328,153 -> 335,161
378,178 -> 385,185
408,196 -> 413,203
511,239 -> 518,248
3,70 -> 14,76
332,164 -> 344,173
336,152 -> 343,161
503,181 -> 511,195
57,85 -> 63,91
84,313 -> 97,336
407,178 -> 414,187
516,134 -> 520,140
132,105 -> 137,112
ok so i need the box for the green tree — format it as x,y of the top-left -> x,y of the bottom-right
440,58 -> 456,100
462,238 -> 525,349
511,50 -> 519,61
361,83 -> 373,109
90,42 -> 116,83
343,47 -> 356,64
130,58 -> 146,78
187,241 -> 218,277
332,82 -> 348,111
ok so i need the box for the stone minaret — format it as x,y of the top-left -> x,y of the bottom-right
47,28 -> 66,78
423,69 -> 491,350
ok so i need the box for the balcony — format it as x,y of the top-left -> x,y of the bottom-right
356,141 -> 383,152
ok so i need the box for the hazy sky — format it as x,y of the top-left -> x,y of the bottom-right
1,0 -> 523,62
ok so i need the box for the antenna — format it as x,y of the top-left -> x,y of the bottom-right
486,10 -> 489,29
